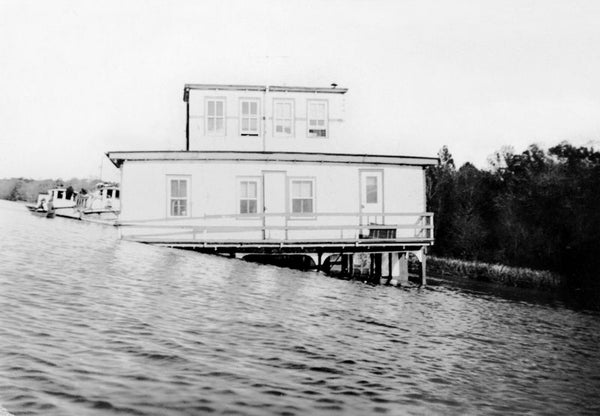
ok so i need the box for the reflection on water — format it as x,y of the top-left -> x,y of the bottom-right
1,200 -> 600,415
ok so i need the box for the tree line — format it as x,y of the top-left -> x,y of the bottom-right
427,142 -> 600,289
0,178 -> 101,203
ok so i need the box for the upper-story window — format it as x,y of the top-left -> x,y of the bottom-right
206,98 -> 225,136
240,99 -> 260,136
273,100 -> 294,137
307,100 -> 328,138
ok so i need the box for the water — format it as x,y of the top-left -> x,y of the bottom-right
1,199 -> 600,416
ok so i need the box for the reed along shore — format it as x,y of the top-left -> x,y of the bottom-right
424,256 -> 563,290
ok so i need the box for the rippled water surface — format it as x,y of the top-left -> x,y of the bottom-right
1,200 -> 600,415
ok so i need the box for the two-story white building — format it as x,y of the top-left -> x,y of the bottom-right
107,84 -> 437,284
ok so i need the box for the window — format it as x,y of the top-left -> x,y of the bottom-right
240,99 -> 260,136
206,98 -> 225,135
307,100 -> 327,138
106,189 -> 113,198
115,190 -> 120,199
274,100 -> 293,137
168,177 -> 189,217
366,176 -> 378,203
239,180 -> 258,214
291,179 -> 314,214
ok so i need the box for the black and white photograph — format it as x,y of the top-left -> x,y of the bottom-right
1,1 -> 600,415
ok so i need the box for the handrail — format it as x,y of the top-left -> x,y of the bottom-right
117,211 -> 434,225
117,211 -> 434,244
117,224 -> 434,231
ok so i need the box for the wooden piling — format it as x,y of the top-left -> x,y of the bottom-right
420,251 -> 427,286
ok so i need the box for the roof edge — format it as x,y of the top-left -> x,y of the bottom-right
183,84 -> 348,101
106,150 -> 439,168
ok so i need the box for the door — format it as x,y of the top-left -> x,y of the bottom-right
262,171 -> 287,240
360,170 -> 384,228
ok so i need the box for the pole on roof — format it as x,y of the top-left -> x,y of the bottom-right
185,99 -> 190,151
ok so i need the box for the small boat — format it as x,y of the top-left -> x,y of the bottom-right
26,187 -> 78,218
25,183 -> 120,223
75,182 -> 120,222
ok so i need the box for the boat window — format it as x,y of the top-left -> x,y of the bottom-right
57,191 -> 64,199
115,190 -> 120,199
106,189 -> 113,198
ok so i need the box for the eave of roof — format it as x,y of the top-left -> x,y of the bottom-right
183,84 -> 348,101
106,150 -> 438,168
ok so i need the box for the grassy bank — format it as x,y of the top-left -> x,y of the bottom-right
425,256 -> 563,290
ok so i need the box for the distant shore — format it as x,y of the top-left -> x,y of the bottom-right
424,256 -> 563,290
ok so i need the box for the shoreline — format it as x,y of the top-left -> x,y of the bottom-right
423,256 -> 563,291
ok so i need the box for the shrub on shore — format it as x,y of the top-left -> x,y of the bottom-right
427,256 -> 563,290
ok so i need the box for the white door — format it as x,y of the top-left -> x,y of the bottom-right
360,170 -> 384,226
263,171 -> 287,240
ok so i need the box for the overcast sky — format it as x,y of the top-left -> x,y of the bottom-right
1,0 -> 600,180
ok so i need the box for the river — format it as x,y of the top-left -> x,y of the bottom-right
1,199 -> 599,415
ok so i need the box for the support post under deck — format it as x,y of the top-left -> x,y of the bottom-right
420,251 -> 427,286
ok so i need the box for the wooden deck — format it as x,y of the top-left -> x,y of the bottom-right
118,212 -> 434,254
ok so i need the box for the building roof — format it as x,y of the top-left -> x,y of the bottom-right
183,84 -> 348,101
106,150 -> 438,168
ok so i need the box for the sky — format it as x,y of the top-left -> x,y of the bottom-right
1,0 -> 600,181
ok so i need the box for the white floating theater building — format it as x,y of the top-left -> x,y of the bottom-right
107,84 -> 437,284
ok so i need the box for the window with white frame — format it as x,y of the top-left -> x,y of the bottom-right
291,179 -> 315,214
366,176 -> 378,203
239,180 -> 258,214
240,99 -> 260,136
307,100 -> 327,138
273,100 -> 293,137
206,98 -> 225,135
168,177 -> 189,217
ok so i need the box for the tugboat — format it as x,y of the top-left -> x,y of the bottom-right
26,187 -> 78,218
26,183 -> 120,223
74,182 -> 120,222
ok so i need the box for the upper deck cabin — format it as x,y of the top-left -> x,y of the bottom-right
184,84 -> 347,153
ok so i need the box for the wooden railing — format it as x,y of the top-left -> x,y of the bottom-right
117,212 -> 434,244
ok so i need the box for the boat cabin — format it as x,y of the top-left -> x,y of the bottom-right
107,84 -> 438,284
76,183 -> 121,213
36,187 -> 78,210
